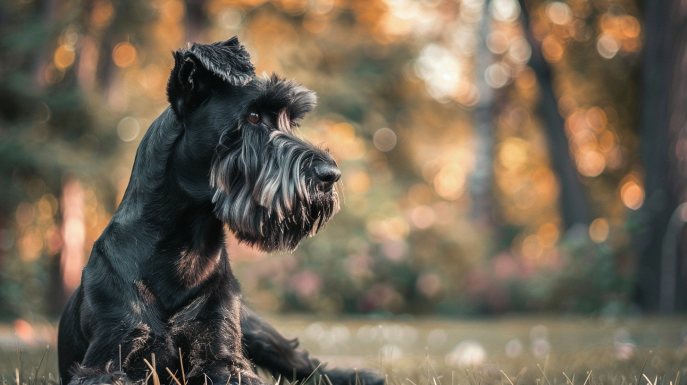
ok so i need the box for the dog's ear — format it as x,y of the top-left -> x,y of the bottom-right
167,37 -> 256,118
167,51 -> 209,118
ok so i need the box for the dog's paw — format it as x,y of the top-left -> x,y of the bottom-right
204,371 -> 267,385
322,368 -> 385,385
69,366 -> 132,385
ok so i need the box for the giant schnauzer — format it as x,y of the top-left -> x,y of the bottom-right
58,37 -> 383,385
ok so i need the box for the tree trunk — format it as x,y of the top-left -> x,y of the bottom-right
517,0 -> 591,230
470,0 -> 496,229
635,0 -> 687,313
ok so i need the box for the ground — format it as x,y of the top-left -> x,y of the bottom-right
1,316 -> 686,385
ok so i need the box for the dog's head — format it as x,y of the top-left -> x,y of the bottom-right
166,38 -> 340,252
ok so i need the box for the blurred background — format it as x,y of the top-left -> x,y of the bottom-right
1,0 -> 686,326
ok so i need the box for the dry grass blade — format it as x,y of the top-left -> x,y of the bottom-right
15,334 -> 21,385
562,372 -> 573,385
31,345 -> 48,385
642,374 -> 656,385
143,361 -> 155,379
324,374 -> 334,385
499,370 -> 514,385
537,364 -> 551,385
582,371 -> 592,385
167,367 -> 183,385
143,356 -> 161,385
301,362 -> 323,385
179,348 -> 187,385
143,360 -> 155,377
424,354 -> 441,385
636,352 -> 651,385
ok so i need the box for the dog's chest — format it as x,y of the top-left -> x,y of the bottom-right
175,249 -> 223,287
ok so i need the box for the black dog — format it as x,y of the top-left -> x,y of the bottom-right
57,37 -> 382,385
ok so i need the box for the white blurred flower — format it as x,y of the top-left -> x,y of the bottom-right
614,341 -> 636,361
305,322 -> 326,341
614,327 -> 636,361
529,324 -> 549,340
532,337 -> 550,358
331,324 -> 350,342
445,340 -> 487,369
380,344 -> 403,361
505,338 -> 524,358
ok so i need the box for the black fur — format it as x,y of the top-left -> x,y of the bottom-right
57,37 -> 381,385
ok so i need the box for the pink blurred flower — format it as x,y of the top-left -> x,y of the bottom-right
347,254 -> 372,277
289,270 -> 322,300
358,284 -> 396,312
493,253 -> 519,280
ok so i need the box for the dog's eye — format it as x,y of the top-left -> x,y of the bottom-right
248,112 -> 260,124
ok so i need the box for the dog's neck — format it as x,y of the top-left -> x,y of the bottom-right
116,107 -> 218,218
110,107 -> 228,295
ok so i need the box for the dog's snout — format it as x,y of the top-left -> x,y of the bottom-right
314,164 -> 341,187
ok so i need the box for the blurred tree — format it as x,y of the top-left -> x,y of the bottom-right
634,0 -> 687,313
470,0 -> 496,227
517,0 -> 591,230
0,0 -> 157,317
0,0 -> 87,317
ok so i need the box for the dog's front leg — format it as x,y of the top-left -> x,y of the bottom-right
240,306 -> 384,385
66,330 -> 142,385
241,305 -> 319,381
174,295 -> 269,385
66,316 -> 165,385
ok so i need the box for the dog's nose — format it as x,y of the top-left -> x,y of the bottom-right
314,164 -> 341,187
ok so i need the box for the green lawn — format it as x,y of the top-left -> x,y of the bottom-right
1,316 -> 686,385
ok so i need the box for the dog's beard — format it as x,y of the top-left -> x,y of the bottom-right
211,127 -> 340,252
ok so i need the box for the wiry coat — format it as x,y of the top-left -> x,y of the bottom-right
57,38 -> 380,385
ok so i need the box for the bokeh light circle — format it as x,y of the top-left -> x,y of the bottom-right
373,128 -> 397,152
117,117 -> 141,142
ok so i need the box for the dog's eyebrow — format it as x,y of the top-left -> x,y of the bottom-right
277,108 -> 291,133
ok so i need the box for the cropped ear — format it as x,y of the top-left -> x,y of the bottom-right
166,37 -> 256,119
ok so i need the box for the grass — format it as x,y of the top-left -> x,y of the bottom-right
1,316 -> 686,385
